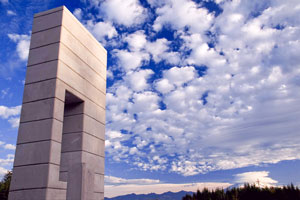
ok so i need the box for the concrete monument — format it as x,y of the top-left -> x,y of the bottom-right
9,6 -> 106,200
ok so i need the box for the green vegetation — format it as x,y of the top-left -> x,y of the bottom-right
0,171 -> 12,200
182,184 -> 300,200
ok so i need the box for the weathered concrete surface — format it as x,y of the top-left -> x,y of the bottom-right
9,6 -> 106,200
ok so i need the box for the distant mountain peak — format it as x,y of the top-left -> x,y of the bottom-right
105,190 -> 193,200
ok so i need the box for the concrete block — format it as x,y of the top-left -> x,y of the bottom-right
94,173 -> 104,193
81,152 -> 104,175
61,8 -> 107,68
82,133 -> 105,156
9,189 -> 47,200
59,171 -> 68,182
27,43 -> 60,67
10,164 -> 49,190
60,151 -> 104,175
48,164 -> 67,189
83,115 -> 105,140
62,114 -> 84,133
46,188 -> 67,200
94,192 -> 104,200
17,119 -> 63,144
23,79 -> 57,103
30,26 -> 61,49
61,132 -> 82,153
20,98 -> 64,123
60,151 -> 81,173
84,100 -> 105,124
34,6 -> 64,18
60,26 -> 106,79
25,60 -> 58,84
14,140 -> 61,166
9,188 -> 67,200
67,163 -> 95,200
32,9 -> 63,33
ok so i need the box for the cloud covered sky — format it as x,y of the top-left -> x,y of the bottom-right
0,0 -> 300,197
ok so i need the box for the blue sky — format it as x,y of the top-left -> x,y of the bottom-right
1,0 -> 300,197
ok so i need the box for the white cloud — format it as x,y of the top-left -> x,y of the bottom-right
234,171 -> 278,187
73,8 -> 82,20
7,10 -> 16,16
8,33 -> 30,61
153,0 -> 214,33
1,88 -> 9,99
126,69 -> 154,92
0,0 -> 8,4
0,142 -> 16,151
0,105 -> 21,119
155,79 -> 175,94
146,38 -> 180,64
0,154 -> 14,179
0,167 -> 8,180
125,31 -> 147,52
4,144 -> 16,150
164,66 -> 196,86
105,175 -> 160,185
100,0 -> 147,26
0,105 -> 21,128
114,50 -> 149,72
0,154 -> 14,166
87,20 -> 118,42
8,117 -> 20,128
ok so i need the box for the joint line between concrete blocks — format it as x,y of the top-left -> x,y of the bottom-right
30,41 -> 60,51
20,117 -> 63,124
17,139 -> 61,146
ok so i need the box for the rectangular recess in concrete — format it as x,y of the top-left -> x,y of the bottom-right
60,91 -> 84,182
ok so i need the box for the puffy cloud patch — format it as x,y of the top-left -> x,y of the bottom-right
0,105 -> 21,128
8,33 -> 30,61
105,175 -> 160,185
100,0 -> 147,27
234,171 -> 278,187
87,20 -> 118,44
153,0 -> 214,33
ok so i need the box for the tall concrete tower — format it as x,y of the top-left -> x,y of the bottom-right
9,6 -> 106,200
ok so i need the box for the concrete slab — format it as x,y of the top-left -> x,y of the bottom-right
94,173 -> 104,193
61,132 -> 82,152
60,26 -> 106,78
10,164 -> 49,190
25,60 -> 58,84
27,43 -> 60,66
32,9 -> 63,33
14,140 -> 61,166
83,115 -> 105,140
20,98 -> 64,122
17,119 -> 63,144
9,189 -> 47,200
30,26 -> 61,49
23,79 -> 57,103
61,8 -> 107,68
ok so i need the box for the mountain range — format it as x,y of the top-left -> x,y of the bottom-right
104,191 -> 193,200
